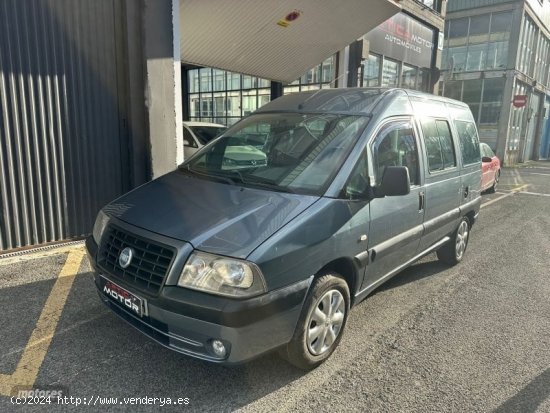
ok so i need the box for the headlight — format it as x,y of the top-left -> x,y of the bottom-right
178,251 -> 267,298
92,210 -> 110,245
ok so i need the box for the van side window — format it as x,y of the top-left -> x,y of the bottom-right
420,118 -> 457,172
372,121 -> 419,186
455,120 -> 481,165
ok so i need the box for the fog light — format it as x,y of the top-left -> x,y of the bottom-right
211,339 -> 227,358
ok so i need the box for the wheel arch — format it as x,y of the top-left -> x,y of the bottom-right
315,257 -> 361,306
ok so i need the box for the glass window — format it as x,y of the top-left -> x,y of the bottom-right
199,68 -> 212,92
436,120 -> 457,169
189,69 -> 200,93
469,15 -> 490,41
242,75 -> 257,89
242,90 -> 257,116
486,41 -> 508,69
449,18 -> 469,40
401,65 -> 417,89
466,43 -> 487,71
421,118 -> 444,171
183,127 -> 197,147
443,81 -> 462,100
462,79 -> 482,104
363,54 -> 381,87
188,125 -> 227,145
468,104 -> 480,123
490,12 -> 513,41
382,59 -> 399,87
371,121 -> 420,185
448,46 -> 467,72
186,113 -> 370,196
455,120 -> 481,165
479,103 -> 501,124
213,70 -> 225,91
482,78 -> 505,103
420,119 -> 456,171
227,73 -> 241,90
322,57 -> 334,83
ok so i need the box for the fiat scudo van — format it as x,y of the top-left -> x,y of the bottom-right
86,88 -> 481,369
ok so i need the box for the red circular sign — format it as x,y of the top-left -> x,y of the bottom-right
513,95 -> 528,108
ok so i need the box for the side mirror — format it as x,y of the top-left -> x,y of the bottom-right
481,156 -> 492,163
376,166 -> 410,197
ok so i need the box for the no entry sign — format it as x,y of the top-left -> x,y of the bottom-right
513,95 -> 528,108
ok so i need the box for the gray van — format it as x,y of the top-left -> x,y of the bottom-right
86,88 -> 481,369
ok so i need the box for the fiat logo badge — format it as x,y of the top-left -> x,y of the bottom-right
118,247 -> 134,269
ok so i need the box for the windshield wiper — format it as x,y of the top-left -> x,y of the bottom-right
239,176 -> 295,193
183,166 -> 237,186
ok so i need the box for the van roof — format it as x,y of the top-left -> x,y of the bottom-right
255,88 -> 470,116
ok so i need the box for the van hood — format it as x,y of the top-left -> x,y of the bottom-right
104,171 -> 318,259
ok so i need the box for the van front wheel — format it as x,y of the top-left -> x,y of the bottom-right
437,217 -> 470,266
280,273 -> 350,370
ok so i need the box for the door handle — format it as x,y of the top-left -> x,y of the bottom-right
419,191 -> 425,212
463,186 -> 469,199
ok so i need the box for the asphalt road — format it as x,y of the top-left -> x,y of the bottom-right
1,162 -> 549,412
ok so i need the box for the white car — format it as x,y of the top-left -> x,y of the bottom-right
183,121 -> 227,159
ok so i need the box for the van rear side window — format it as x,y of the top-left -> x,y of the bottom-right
455,120 -> 481,165
420,118 -> 457,172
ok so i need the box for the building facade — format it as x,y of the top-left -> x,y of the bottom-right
440,0 -> 550,164
184,0 -> 447,126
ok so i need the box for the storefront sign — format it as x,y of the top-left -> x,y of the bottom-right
364,12 -> 435,68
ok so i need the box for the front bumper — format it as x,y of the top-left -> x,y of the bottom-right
86,236 -> 310,364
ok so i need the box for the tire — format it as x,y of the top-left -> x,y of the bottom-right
487,171 -> 499,194
280,273 -> 350,370
437,216 -> 470,266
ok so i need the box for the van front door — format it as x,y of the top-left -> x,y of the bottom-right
361,119 -> 425,291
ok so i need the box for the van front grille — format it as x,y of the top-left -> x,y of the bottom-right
98,225 -> 175,295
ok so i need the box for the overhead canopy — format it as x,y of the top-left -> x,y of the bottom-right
180,0 -> 401,83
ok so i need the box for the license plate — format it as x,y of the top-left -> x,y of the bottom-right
99,276 -> 147,317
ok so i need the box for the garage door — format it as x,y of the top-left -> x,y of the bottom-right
0,0 -> 130,251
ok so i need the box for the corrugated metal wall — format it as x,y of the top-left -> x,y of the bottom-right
0,0 -> 130,251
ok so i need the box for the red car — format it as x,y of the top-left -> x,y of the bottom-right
480,142 -> 500,193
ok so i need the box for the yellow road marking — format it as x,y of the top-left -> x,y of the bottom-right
481,184 -> 530,209
0,242 -> 85,267
0,248 -> 85,396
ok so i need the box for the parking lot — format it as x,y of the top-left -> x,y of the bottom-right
0,162 -> 549,412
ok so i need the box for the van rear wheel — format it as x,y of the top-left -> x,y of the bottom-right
437,216 -> 470,266
280,273 -> 350,370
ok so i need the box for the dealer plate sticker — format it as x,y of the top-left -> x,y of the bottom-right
99,276 -> 147,317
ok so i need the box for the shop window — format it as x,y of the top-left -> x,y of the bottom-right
382,58 -> 399,87
401,65 -> 417,89
362,54 -> 381,87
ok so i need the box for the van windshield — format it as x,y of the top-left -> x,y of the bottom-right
184,113 -> 370,195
